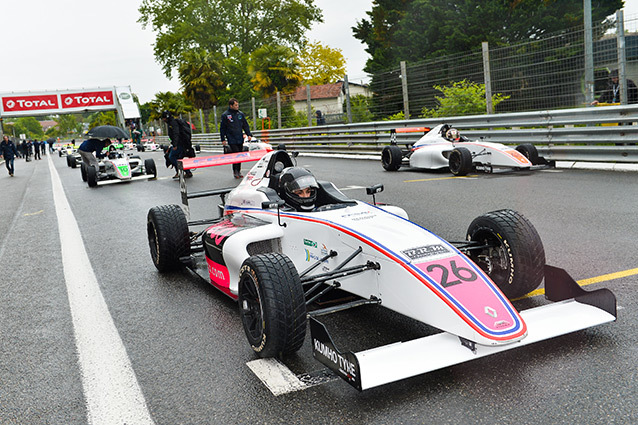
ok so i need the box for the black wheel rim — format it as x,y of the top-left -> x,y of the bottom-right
469,231 -> 509,285
239,275 -> 264,342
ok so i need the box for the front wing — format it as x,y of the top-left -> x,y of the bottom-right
310,265 -> 616,390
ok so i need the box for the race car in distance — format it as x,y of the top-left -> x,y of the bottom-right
147,149 -> 615,390
381,124 -> 553,175
80,149 -> 157,187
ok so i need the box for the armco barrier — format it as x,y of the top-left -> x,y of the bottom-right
156,104 -> 638,163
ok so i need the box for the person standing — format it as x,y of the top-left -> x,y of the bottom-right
0,135 -> 19,176
220,98 -> 253,178
161,110 -> 193,179
591,69 -> 638,105
33,140 -> 41,160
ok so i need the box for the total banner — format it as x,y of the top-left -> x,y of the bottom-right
0,88 -> 116,117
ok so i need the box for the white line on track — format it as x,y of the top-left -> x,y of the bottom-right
247,358 -> 309,396
48,154 -> 155,425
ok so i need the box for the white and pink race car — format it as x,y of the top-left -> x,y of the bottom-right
382,124 -> 553,175
147,148 -> 614,390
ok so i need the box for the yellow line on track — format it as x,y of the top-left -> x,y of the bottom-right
404,175 -> 478,183
515,267 -> 638,300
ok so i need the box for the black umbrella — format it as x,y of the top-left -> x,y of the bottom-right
46,137 -> 56,143
86,125 -> 129,139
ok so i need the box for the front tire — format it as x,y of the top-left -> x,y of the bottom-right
239,253 -> 307,358
80,163 -> 88,182
448,147 -> 472,176
466,209 -> 545,299
144,158 -> 157,179
381,145 -> 403,171
147,205 -> 190,272
87,165 -> 98,187
516,143 -> 539,165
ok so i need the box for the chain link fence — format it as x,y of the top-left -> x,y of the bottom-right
180,12 -> 638,134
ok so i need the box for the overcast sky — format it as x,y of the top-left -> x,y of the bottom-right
0,0 -> 635,104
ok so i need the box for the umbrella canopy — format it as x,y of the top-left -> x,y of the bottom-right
46,137 -> 57,143
86,125 -> 129,139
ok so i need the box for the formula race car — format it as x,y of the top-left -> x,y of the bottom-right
147,149 -> 615,390
382,124 -> 554,175
81,150 -> 157,187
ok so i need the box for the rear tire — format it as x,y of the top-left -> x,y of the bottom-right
381,145 -> 403,171
466,209 -> 545,299
80,163 -> 88,182
239,253 -> 307,358
144,158 -> 157,179
87,165 -> 98,187
448,147 -> 473,176
66,155 -> 72,167
516,143 -> 539,165
147,205 -> 190,272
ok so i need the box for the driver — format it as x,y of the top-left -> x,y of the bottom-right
278,167 -> 319,212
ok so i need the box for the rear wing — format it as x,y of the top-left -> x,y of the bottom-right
390,127 -> 431,144
177,149 -> 270,220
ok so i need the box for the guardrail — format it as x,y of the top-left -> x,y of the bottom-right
156,104 -> 638,163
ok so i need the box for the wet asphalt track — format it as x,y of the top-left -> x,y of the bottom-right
0,150 -> 637,424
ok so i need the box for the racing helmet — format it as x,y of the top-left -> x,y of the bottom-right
445,128 -> 461,141
278,167 -> 319,211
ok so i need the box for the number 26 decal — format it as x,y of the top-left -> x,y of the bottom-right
426,260 -> 478,288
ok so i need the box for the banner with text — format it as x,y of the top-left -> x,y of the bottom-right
0,88 -> 116,117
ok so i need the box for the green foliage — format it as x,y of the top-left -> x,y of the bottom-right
347,94 -> 374,123
56,114 -> 80,137
382,111 -> 405,121
88,111 -> 117,128
13,117 -> 44,139
147,91 -> 195,121
249,45 -> 303,98
299,41 -> 346,85
420,80 -> 509,118
354,0 -> 622,72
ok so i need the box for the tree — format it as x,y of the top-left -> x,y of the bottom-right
299,41 -> 347,85
347,94 -> 374,123
249,45 -> 303,98
178,49 -> 227,132
354,0 -> 622,72
56,114 -> 80,137
88,111 -> 117,128
420,80 -> 510,117
147,91 -> 195,121
13,117 -> 44,140
138,0 -> 322,77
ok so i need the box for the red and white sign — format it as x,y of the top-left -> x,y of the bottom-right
61,90 -> 114,109
2,94 -> 60,113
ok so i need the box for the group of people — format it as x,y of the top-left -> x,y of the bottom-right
0,135 -> 53,176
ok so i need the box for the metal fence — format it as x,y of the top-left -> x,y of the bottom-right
182,11 -> 638,132
156,104 -> 638,164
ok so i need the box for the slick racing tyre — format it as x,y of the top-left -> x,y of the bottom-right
239,253 -> 307,358
147,204 -> 190,272
87,165 -> 98,188
144,158 -> 157,179
516,143 -> 539,165
465,209 -> 545,299
448,147 -> 472,176
70,157 -> 77,168
381,145 -> 403,171
66,155 -> 73,167
80,163 -> 88,182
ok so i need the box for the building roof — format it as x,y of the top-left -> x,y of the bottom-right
293,82 -> 343,101
39,120 -> 58,130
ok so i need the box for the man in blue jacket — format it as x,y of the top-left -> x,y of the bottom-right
220,98 -> 253,178
78,138 -> 110,170
0,135 -> 19,176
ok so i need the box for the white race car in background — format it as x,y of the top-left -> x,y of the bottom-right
146,148 -> 615,390
80,150 -> 157,187
382,124 -> 553,175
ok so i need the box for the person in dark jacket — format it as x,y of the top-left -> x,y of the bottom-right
0,135 -> 19,176
78,138 -> 110,170
592,69 -> 638,105
33,140 -> 41,160
220,98 -> 253,178
161,110 -> 193,179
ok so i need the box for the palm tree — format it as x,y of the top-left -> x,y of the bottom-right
249,44 -> 303,98
178,49 -> 227,133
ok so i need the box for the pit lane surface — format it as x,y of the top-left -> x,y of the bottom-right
1,151 -> 636,424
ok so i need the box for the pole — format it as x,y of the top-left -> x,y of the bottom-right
584,0 -> 594,105
617,10 -> 628,105
344,75 -> 352,123
213,105 -> 218,133
199,108 -> 204,133
251,97 -> 257,132
400,61 -> 410,119
277,91 -> 282,128
306,84 -> 312,127
482,42 -> 494,114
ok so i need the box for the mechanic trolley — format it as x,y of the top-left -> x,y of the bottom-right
147,148 -> 615,391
